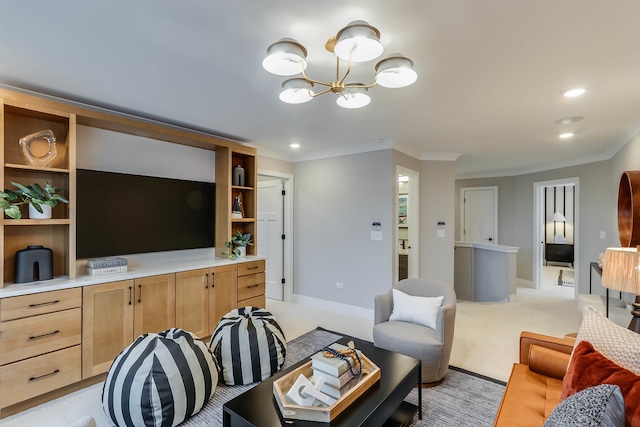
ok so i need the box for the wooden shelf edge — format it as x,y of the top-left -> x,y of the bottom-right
231,185 -> 254,191
4,163 -> 70,174
3,219 -> 70,226
231,218 -> 256,223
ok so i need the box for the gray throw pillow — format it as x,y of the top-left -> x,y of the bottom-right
544,384 -> 625,427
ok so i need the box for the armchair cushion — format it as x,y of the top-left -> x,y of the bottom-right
528,344 -> 571,380
389,288 -> 444,329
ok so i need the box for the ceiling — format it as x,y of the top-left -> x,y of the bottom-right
1,1 -> 639,178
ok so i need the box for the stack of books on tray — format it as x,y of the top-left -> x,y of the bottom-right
87,257 -> 128,276
310,343 -> 363,400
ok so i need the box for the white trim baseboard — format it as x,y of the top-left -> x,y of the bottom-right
292,294 -> 374,320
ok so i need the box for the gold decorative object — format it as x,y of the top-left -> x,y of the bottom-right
19,129 -> 58,167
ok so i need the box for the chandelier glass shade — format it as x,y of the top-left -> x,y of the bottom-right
262,20 -> 417,108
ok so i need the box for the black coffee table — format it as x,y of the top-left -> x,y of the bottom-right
223,336 -> 422,426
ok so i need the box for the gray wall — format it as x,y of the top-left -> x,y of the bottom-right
293,150 -> 394,309
456,160 -> 615,296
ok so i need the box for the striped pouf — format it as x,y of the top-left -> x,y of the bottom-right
209,306 -> 287,385
102,328 -> 218,427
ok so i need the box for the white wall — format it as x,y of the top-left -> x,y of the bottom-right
77,125 -> 215,181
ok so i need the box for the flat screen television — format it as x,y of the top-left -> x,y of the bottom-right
76,169 -> 215,259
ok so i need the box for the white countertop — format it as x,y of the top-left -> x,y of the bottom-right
454,241 -> 519,253
0,248 -> 265,298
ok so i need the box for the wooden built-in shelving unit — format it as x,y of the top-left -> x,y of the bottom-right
0,87 -> 257,287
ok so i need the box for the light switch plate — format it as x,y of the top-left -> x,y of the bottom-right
371,231 -> 382,240
437,229 -> 445,237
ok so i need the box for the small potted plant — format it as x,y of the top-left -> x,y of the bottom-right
222,231 -> 254,259
0,181 -> 69,219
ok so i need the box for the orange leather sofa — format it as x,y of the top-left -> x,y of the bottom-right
493,332 -> 575,427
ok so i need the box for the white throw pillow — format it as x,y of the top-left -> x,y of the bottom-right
575,306 -> 640,375
389,288 -> 444,329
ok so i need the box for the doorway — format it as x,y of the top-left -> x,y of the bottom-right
533,178 -> 579,298
397,166 -> 419,282
257,170 -> 293,301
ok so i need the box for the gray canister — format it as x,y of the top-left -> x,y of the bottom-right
14,245 -> 54,283
233,165 -> 245,186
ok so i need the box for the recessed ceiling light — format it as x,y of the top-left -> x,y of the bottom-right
559,132 -> 574,139
554,116 -> 584,125
290,143 -> 300,149
561,88 -> 586,98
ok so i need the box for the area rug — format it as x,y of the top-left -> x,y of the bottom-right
183,328 -> 505,427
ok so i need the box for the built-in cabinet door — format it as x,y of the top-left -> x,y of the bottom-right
176,269 -> 209,339
133,274 -> 176,337
209,264 -> 237,333
82,280 -> 134,378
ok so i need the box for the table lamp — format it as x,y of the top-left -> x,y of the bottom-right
602,246 -> 640,333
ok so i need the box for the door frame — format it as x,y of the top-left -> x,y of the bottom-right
460,186 -> 498,244
258,169 -> 294,302
396,166 -> 419,281
533,177 -> 579,297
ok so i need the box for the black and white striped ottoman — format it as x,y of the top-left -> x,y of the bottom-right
209,306 -> 287,385
102,328 -> 218,427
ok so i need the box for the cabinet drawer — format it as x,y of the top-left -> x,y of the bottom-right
238,295 -> 265,309
0,288 -> 82,322
237,260 -> 265,276
0,308 -> 81,365
237,273 -> 265,301
0,345 -> 81,408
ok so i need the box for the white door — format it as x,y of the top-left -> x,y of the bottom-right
257,179 -> 284,300
461,187 -> 497,244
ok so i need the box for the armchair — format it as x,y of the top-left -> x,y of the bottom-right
373,278 -> 457,384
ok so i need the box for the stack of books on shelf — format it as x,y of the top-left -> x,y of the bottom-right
310,343 -> 364,400
87,257 -> 128,276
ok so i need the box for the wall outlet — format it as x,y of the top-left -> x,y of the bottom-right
336,282 -> 344,289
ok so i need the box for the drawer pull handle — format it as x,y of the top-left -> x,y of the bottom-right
138,284 -> 142,303
29,330 -> 60,340
29,300 -> 60,308
128,286 -> 132,305
29,369 -> 60,381
247,284 -> 259,288
247,266 -> 259,270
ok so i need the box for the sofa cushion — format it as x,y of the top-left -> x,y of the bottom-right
389,288 -> 443,329
493,363 -> 563,427
576,306 -> 640,375
562,340 -> 640,427
544,384 -> 625,427
529,344 -> 571,380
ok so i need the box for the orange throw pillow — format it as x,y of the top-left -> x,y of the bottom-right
562,340 -> 640,427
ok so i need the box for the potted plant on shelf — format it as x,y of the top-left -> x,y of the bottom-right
222,231 -> 254,259
0,181 -> 69,219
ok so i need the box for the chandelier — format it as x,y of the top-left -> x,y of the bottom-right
262,20 -> 417,109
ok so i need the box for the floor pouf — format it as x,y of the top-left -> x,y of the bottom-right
103,328 -> 218,427
209,306 -> 287,385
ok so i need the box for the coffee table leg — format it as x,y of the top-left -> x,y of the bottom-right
418,361 -> 422,420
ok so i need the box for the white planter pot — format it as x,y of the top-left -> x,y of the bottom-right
29,204 -> 52,220
236,247 -> 246,258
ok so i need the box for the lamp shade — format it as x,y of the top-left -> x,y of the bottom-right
375,55 -> 418,88
336,86 -> 370,109
279,78 -> 314,104
334,21 -> 383,63
552,211 -> 566,222
262,38 -> 308,76
602,247 -> 640,294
